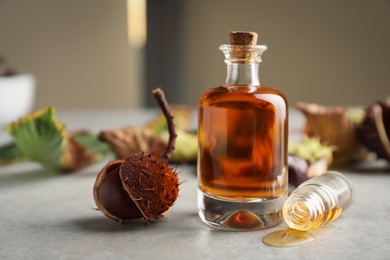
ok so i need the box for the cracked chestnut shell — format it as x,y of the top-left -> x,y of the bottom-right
93,153 -> 179,223
93,159 -> 143,222
356,97 -> 390,162
288,155 -> 309,187
288,155 -> 329,187
93,88 -> 179,223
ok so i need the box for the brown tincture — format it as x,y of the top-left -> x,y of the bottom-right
198,32 -> 288,200
199,94 -> 287,198
93,88 -> 179,223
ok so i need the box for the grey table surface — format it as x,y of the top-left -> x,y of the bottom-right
0,108 -> 389,260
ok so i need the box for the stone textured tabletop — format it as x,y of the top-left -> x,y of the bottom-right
0,109 -> 389,259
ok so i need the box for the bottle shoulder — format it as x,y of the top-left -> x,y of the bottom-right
199,85 -> 288,108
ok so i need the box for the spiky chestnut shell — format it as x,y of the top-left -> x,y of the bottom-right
93,153 -> 179,223
356,97 -> 390,162
120,152 -> 179,221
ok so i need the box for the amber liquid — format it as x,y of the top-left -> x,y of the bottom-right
286,200 -> 344,231
198,85 -> 288,201
262,228 -> 315,247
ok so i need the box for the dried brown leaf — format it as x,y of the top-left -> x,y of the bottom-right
296,102 -> 369,165
98,127 -> 167,159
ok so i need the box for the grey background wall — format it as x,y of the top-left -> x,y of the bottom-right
181,0 -> 390,107
1,0 -> 389,110
0,0 -> 143,109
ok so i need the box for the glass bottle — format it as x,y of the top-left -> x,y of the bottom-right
283,171 -> 355,231
197,31 -> 288,230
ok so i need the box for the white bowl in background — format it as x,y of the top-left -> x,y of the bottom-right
0,74 -> 36,126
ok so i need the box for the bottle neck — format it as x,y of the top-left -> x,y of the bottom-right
219,44 -> 267,87
225,63 -> 260,86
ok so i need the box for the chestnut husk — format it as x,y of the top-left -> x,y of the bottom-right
288,155 -> 329,187
93,160 -> 144,223
93,153 -> 179,223
93,88 -> 179,223
288,155 -> 309,187
356,97 -> 390,162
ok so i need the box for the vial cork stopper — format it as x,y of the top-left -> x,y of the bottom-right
230,31 -> 258,45
228,31 -> 259,61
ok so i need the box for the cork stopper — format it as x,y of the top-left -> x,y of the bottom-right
225,31 -> 261,62
230,31 -> 258,45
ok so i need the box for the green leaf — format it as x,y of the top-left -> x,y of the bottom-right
3,107 -> 113,173
288,137 -> 334,164
0,142 -> 25,165
4,107 -> 66,172
73,132 -> 111,159
160,129 -> 198,163
147,105 -> 193,134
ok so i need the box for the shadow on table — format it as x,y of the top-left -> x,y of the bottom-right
69,209 -> 203,234
345,159 -> 390,174
0,163 -> 55,188
69,215 -> 161,233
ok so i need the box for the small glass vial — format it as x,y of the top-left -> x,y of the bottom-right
283,171 -> 355,231
197,31 -> 288,230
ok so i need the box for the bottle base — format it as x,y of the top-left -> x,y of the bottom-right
198,190 -> 286,231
